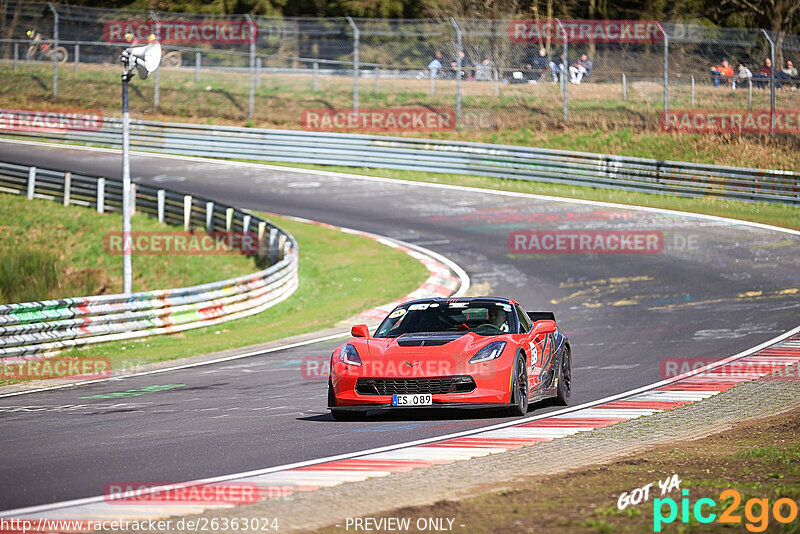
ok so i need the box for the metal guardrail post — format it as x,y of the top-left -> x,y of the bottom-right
205,201 -> 214,232
245,14 -> 256,119
347,17 -> 360,113
374,67 -> 379,93
429,69 -> 434,97
312,61 -> 318,92
63,171 -> 71,206
257,56 -> 262,88
748,79 -> 753,110
195,51 -> 201,82
48,3 -> 58,98
258,221 -> 267,258
691,76 -> 695,107
184,195 -> 192,231
27,167 -> 36,199
13,42 -> 18,71
157,189 -> 165,223
761,29 -> 776,137
97,177 -> 105,213
450,17 -> 462,127
150,11 -> 160,112
74,43 -> 79,73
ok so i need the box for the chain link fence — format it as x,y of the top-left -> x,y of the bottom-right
1,2 -> 799,135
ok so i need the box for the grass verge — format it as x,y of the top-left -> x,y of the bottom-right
10,213 -> 428,383
0,192 -> 255,303
314,405 -> 800,533
243,161 -> 800,232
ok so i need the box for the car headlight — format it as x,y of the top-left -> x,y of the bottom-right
469,341 -> 507,364
339,344 -> 362,366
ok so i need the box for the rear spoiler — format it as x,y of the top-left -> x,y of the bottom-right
527,311 -> 556,322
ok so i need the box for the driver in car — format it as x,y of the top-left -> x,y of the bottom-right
487,307 -> 509,332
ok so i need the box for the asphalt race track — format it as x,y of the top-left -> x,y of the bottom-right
1,140 -> 799,511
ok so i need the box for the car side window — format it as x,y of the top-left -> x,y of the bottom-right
516,304 -> 532,334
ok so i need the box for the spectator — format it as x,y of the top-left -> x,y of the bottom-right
530,48 -> 550,81
776,60 -> 798,89
427,50 -> 443,79
550,52 -> 566,82
569,53 -> 592,84
754,58 -> 772,90
710,57 -> 734,87
732,64 -> 752,89
475,57 -> 493,81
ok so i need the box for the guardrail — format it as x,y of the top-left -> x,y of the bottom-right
5,118 -> 798,205
0,160 -> 298,357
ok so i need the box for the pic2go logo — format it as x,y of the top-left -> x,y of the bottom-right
654,489 -> 799,532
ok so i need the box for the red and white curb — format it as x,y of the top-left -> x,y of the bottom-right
5,330 -> 799,527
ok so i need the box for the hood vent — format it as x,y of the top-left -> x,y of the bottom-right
396,333 -> 462,347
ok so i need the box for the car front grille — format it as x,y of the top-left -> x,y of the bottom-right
356,376 -> 476,395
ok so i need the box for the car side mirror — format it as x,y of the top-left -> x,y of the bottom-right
531,320 -> 557,336
351,324 -> 370,338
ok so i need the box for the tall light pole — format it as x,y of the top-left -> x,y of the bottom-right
120,34 -> 161,294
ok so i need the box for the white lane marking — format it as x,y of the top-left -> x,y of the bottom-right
1,138 -> 797,237
362,448 -> 501,461
480,427 -> 588,438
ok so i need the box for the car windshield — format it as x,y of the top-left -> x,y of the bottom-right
374,301 -> 515,338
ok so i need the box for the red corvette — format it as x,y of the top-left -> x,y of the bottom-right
328,297 -> 571,420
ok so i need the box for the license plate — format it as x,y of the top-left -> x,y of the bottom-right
392,394 -> 432,406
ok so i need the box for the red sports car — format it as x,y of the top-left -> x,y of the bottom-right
328,296 -> 571,420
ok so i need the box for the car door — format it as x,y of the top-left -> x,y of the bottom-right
516,305 -> 555,393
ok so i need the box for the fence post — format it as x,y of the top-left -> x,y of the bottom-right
96,177 -> 105,213
556,19 -> 568,123
663,27 -> 669,122
48,3 -> 58,98
258,221 -> 267,259
150,11 -> 160,111
63,171 -> 71,206
493,68 -> 499,96
312,61 -> 318,92
157,189 -> 165,223
761,29 -> 775,137
268,227 -> 278,263
748,79 -> 753,110
74,43 -> 79,73
374,67 -> 380,93
622,73 -> 627,102
257,56 -> 262,88
225,207 -> 233,231
429,68 -> 434,97
242,214 -> 251,234
27,167 -> 36,200
195,51 -> 201,82
13,42 -> 18,71
691,76 -> 695,107
184,195 -> 192,231
245,14 -> 256,119
347,17 -> 359,112
450,17 -> 462,127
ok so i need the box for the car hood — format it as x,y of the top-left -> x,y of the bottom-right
361,332 -> 502,359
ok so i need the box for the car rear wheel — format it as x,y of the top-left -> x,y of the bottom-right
555,347 -> 572,406
508,352 -> 529,416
